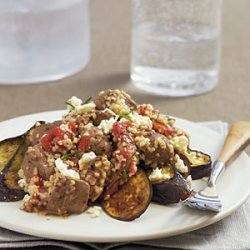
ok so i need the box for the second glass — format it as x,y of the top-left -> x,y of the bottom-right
131,0 -> 223,96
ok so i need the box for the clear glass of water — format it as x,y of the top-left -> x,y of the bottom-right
131,0 -> 223,96
0,0 -> 90,84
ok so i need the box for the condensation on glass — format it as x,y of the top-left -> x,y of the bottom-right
131,0 -> 223,96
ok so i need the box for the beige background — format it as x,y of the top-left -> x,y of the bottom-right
0,0 -> 249,129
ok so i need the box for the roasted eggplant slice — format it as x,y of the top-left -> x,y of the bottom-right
180,149 -> 212,180
151,168 -> 191,205
3,141 -> 28,190
0,136 -> 23,172
0,136 -> 26,201
102,169 -> 152,221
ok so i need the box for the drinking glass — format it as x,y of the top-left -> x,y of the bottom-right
0,0 -> 90,84
131,0 -> 223,96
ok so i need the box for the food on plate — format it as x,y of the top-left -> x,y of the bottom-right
0,89 -> 212,220
102,168 -> 152,221
0,136 -> 26,201
179,150 -> 212,180
150,165 -> 192,205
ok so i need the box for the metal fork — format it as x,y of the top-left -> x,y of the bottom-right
183,121 -> 250,212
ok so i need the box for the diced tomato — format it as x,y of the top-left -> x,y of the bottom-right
78,135 -> 91,152
118,147 -> 130,160
137,104 -> 148,116
50,127 -> 65,139
164,126 -> 176,136
40,126 -> 73,152
51,126 -> 73,139
112,122 -> 120,137
112,121 -> 132,137
116,144 -> 136,161
153,121 -> 176,136
65,131 -> 73,139
153,122 -> 165,133
68,122 -> 77,134
113,145 -> 137,174
40,134 -> 53,152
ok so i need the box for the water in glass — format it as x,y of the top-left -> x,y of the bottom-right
131,0 -> 222,96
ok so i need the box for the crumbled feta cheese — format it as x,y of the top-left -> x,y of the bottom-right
55,158 -> 80,180
23,194 -> 30,203
67,96 -> 82,110
80,152 -> 96,163
98,117 -> 117,134
87,206 -> 102,218
18,178 -> 27,189
174,154 -> 188,173
171,135 -> 189,152
76,102 -> 96,112
66,96 -> 96,112
130,112 -> 153,128
79,152 -> 96,169
149,168 -> 170,182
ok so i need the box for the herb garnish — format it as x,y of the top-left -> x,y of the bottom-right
119,112 -> 132,122
168,116 -> 176,121
61,151 -> 80,160
83,97 -> 92,105
66,101 -> 75,110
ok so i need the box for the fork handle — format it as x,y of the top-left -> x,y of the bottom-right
208,121 -> 250,186
217,121 -> 250,165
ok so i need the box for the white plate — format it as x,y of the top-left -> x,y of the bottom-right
0,111 -> 250,243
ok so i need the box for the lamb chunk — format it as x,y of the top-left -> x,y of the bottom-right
28,121 -> 62,146
21,144 -> 54,183
139,132 -> 174,167
94,89 -> 137,114
93,110 -> 114,126
79,127 -> 113,157
47,176 -> 90,215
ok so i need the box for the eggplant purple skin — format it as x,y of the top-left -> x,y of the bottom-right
0,180 -> 25,202
179,150 -> 212,180
190,163 -> 212,180
0,160 -> 25,202
151,172 -> 192,205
